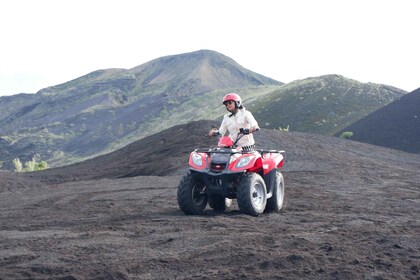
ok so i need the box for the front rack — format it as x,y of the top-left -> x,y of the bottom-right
194,148 -> 285,156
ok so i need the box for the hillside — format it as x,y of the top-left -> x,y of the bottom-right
1,120 -> 419,279
336,88 -> 420,153
251,75 -> 406,134
23,120 -> 221,183
24,119 -> 420,183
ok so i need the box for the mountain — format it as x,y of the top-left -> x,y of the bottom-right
335,88 -> 420,153
251,74 -> 406,135
0,50 -> 406,171
0,50 -> 281,170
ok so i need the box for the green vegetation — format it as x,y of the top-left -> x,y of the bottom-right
278,125 -> 290,132
340,131 -> 354,139
12,157 -> 48,172
12,158 -> 23,172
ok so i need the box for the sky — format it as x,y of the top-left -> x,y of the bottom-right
0,0 -> 418,96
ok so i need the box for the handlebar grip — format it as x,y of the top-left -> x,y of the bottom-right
239,128 -> 250,134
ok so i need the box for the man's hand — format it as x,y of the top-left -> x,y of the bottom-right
209,128 -> 219,137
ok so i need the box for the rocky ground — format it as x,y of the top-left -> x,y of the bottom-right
1,121 -> 419,279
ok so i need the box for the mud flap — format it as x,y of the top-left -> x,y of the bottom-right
264,169 -> 276,198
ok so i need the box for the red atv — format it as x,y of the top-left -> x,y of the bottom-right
177,128 -> 285,217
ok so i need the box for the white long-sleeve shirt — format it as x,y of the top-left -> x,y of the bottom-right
218,108 -> 259,147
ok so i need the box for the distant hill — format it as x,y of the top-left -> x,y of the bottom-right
335,88 -> 420,153
251,74 -> 405,135
0,50 -> 407,171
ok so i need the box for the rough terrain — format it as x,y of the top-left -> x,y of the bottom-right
1,121 -> 419,279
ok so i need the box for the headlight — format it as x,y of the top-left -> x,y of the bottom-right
229,154 -> 240,164
192,153 -> 203,166
236,156 -> 252,168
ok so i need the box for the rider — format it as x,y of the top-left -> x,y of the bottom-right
209,93 -> 260,151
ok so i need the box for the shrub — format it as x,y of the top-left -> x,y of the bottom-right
13,158 -> 23,172
12,157 -> 48,172
340,131 -> 353,139
278,125 -> 290,132
25,158 -> 37,172
35,161 -> 48,171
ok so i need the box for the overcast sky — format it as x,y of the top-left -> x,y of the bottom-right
0,0 -> 418,96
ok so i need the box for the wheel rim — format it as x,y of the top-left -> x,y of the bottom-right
251,182 -> 265,209
277,182 -> 284,207
192,183 -> 206,205
277,174 -> 284,208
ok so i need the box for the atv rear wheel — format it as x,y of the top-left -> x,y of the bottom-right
177,172 -> 208,215
237,173 -> 267,216
265,170 -> 285,212
208,194 -> 232,212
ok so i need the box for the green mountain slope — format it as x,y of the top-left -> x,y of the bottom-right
251,75 -> 405,134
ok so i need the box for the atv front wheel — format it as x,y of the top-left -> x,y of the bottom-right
265,170 -> 285,212
177,172 -> 208,215
237,173 -> 267,216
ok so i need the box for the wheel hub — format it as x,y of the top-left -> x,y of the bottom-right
251,183 -> 264,207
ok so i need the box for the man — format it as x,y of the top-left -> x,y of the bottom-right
209,93 -> 260,151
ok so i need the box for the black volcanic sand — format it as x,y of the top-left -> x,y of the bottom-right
1,121 -> 419,279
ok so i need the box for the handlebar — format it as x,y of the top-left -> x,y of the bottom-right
240,128 -> 260,135
210,127 -> 260,148
211,127 -> 259,137
239,128 -> 250,134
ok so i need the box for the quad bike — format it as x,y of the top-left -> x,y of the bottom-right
177,128 -> 285,217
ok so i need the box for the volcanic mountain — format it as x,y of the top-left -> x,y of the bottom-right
0,50 -> 281,170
